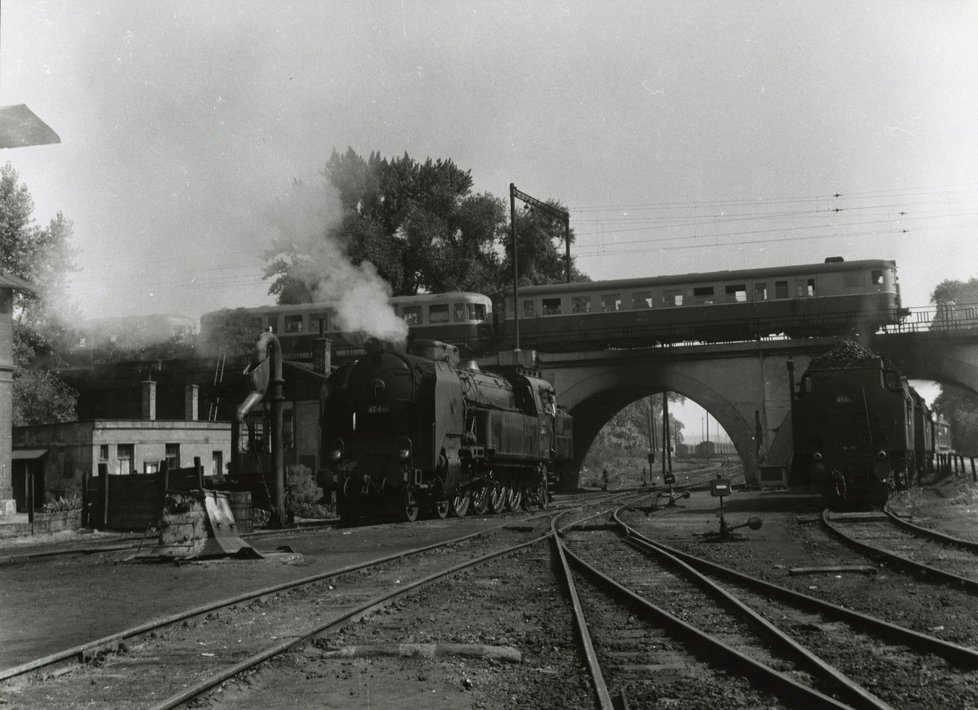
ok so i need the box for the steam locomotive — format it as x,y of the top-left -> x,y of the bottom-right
322,339 -> 573,524
791,341 -> 946,509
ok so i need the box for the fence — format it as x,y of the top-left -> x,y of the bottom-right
82,458 -> 214,531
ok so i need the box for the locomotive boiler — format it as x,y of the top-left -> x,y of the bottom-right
322,339 -> 573,524
791,341 -> 935,509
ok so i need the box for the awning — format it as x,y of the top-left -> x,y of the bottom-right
12,449 -> 48,460
0,104 -> 61,149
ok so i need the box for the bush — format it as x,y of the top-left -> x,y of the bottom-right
286,464 -> 327,519
43,494 -> 82,513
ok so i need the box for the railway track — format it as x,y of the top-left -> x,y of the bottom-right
544,498 -> 978,709
820,509 -> 978,592
0,491 -> 643,709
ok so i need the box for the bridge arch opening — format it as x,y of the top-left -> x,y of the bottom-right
571,385 -> 752,492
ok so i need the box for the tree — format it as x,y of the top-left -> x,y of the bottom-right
263,149 -> 574,304
0,163 -> 79,424
503,201 -> 588,291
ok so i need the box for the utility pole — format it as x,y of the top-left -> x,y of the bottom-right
509,183 -> 572,351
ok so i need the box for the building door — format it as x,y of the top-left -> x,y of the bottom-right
11,459 -> 45,513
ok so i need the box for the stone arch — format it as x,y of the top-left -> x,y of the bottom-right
555,361 -> 760,491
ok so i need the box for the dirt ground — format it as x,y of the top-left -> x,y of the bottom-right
3,475 -> 977,709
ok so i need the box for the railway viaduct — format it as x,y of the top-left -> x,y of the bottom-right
508,328 -> 978,491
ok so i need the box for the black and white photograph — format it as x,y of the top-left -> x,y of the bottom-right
1,2 -> 977,707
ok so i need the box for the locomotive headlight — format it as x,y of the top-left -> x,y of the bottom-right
398,448 -> 411,461
876,450 -> 887,461
330,448 -> 343,462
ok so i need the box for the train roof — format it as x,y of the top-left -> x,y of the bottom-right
200,292 -> 491,319
509,258 -> 897,296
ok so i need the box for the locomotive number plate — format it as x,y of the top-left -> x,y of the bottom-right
367,405 -> 390,413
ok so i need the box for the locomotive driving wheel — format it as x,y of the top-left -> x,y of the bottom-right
449,488 -> 470,518
471,483 -> 491,516
488,482 -> 506,514
505,483 -> 523,512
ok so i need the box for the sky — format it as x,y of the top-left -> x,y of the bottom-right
2,1 -> 976,420
2,0 -> 976,323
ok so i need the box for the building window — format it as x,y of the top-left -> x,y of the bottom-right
117,444 -> 134,475
284,411 -> 295,450
428,304 -> 450,323
601,294 -> 622,312
542,298 -> 562,315
284,315 -> 304,333
632,292 -> 653,309
99,444 -> 109,461
212,451 -> 223,478
144,462 -> 159,474
402,306 -> 422,325
165,443 -> 180,470
522,300 -> 536,317
572,296 -> 592,314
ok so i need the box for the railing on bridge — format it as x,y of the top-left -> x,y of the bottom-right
890,303 -> 978,334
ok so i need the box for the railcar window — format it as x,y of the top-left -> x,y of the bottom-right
807,279 -> 816,296
429,304 -> 450,323
664,289 -> 684,306
454,303 -> 465,322
754,283 -> 768,300
248,317 -> 263,332
284,315 -> 304,333
774,281 -> 789,299
601,293 -> 622,312
872,270 -> 884,286
692,286 -> 715,304
402,306 -> 422,325
725,285 -> 747,302
468,303 -> 487,321
522,300 -> 536,317
542,298 -> 562,315
633,291 -> 653,308
309,313 -> 329,333
572,296 -> 592,314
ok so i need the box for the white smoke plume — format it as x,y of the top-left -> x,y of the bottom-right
312,255 -> 408,344
268,183 -> 408,345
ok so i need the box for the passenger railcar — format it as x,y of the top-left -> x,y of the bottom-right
500,258 -> 903,351
790,341 -> 935,509
322,339 -> 573,524
200,292 -> 493,364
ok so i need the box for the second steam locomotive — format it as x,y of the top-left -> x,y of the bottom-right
322,339 -> 573,524
791,341 -> 949,509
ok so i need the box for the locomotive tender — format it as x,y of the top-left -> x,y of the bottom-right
501,258 -> 903,351
322,338 -> 573,524
791,341 -> 942,509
